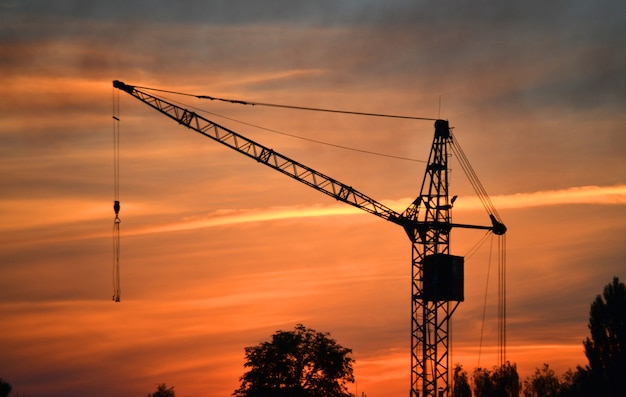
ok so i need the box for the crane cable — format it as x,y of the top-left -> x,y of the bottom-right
145,90 -> 428,163
477,234 -> 495,368
133,85 -> 439,121
448,131 -> 501,221
475,234 -> 507,367
498,234 -> 507,366
449,130 -> 507,365
112,88 -> 121,302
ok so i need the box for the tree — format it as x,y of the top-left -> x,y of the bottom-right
523,364 -> 561,397
582,276 -> 626,396
473,366 -> 494,397
146,383 -> 175,397
0,378 -> 11,397
452,364 -> 471,397
473,362 -> 520,397
233,324 -> 354,397
559,368 -> 590,397
493,362 -> 520,397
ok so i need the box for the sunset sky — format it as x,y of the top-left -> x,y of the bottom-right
1,1 -> 625,396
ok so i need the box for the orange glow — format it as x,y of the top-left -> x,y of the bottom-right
2,4 -> 625,397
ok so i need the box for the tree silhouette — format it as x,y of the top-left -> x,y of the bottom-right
522,364 -> 561,397
473,362 -> 520,397
233,324 -> 354,397
559,368 -> 589,397
452,364 -> 471,397
0,378 -> 11,397
473,366 -> 494,397
146,383 -> 175,397
582,276 -> 626,396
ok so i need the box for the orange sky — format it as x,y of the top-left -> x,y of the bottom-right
1,2 -> 625,396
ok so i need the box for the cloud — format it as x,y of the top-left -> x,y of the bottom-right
115,185 -> 626,236
218,68 -> 329,91
4,184 -> 609,245
458,185 -> 626,210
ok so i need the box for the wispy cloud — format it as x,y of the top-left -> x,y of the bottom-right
2,185 -> 621,241
120,184 -> 626,236
455,184 -> 626,210
220,69 -> 328,90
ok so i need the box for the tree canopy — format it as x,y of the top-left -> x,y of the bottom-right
522,364 -> 561,397
234,324 -> 354,397
146,383 -> 175,397
0,378 -> 11,397
452,364 -> 471,397
582,276 -> 626,396
472,361 -> 520,397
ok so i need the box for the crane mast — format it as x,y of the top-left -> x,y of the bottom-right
112,80 -> 506,397
403,121 -> 458,397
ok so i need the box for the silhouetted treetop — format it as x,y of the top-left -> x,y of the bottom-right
583,276 -> 626,396
452,364 -> 471,397
0,378 -> 11,397
147,383 -> 175,397
473,361 -> 520,397
234,324 -> 354,397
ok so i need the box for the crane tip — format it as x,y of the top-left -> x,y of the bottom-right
113,80 -> 133,92
489,214 -> 507,235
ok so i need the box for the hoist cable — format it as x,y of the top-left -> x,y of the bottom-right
498,234 -> 507,365
133,84 -> 438,121
449,130 -> 507,366
464,230 -> 492,260
112,88 -> 121,303
147,90 -> 428,163
477,234 -> 495,368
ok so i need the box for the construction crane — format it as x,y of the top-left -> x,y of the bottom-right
112,80 -> 507,397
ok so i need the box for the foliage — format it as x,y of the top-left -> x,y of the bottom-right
146,383 -> 175,397
522,364 -> 595,397
452,364 -> 471,397
560,367 -> 591,397
0,378 -> 11,397
233,324 -> 354,397
582,276 -> 626,396
472,361 -> 520,397
473,367 -> 494,397
522,364 -> 562,397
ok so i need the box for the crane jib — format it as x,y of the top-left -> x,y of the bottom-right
111,80 -> 503,235
113,80 -> 405,225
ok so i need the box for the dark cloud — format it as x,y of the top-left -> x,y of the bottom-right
4,1 -> 625,109
3,0 -> 369,25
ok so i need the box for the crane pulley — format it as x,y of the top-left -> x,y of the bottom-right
111,80 -> 507,397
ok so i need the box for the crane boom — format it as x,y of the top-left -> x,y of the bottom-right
113,80 -> 405,225
112,80 -> 502,234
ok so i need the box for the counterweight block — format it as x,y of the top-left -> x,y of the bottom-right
422,254 -> 464,302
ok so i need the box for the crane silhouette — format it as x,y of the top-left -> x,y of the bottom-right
112,80 -> 507,397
